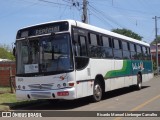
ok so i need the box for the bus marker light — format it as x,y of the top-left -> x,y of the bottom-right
69,83 -> 74,87
57,91 -> 69,96
77,81 -> 80,84
60,76 -> 64,80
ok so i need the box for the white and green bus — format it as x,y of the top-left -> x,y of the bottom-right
15,20 -> 153,102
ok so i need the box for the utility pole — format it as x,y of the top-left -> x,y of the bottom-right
153,16 -> 160,75
82,0 -> 88,23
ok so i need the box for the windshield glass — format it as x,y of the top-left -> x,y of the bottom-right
16,33 -> 73,75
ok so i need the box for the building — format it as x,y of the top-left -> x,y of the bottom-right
0,60 -> 15,87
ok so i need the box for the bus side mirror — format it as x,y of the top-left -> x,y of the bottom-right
13,47 -> 16,56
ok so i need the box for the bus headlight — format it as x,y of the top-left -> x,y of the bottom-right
57,84 -> 61,88
22,86 -> 25,90
18,85 -> 21,89
63,83 -> 66,87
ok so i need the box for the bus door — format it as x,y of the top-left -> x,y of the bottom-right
72,28 -> 91,98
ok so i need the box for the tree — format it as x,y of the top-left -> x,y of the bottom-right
150,35 -> 160,45
112,28 -> 143,41
0,44 -> 15,60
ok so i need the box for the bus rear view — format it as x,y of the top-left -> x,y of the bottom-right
15,21 -> 75,100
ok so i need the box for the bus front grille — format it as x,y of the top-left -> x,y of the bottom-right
30,92 -> 51,99
28,84 -> 54,90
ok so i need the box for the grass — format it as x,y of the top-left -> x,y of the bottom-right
0,93 -> 16,111
0,91 -> 42,111
0,86 -> 11,93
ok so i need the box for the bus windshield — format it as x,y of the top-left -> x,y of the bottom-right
16,33 -> 73,75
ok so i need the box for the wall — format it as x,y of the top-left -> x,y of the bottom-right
0,61 -> 16,87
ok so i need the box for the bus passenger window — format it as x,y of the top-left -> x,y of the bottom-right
89,33 -> 100,58
102,36 -> 113,58
79,36 -> 87,56
122,41 -> 130,59
142,46 -> 147,60
102,36 -> 110,47
89,33 -> 98,46
130,43 -> 137,60
147,47 -> 151,60
113,39 -> 122,59
136,45 -> 143,60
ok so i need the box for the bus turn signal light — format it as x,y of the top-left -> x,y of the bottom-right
57,91 -> 69,96
68,83 -> 74,87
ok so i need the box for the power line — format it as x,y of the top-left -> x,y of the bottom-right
0,2 -> 39,20
59,5 -> 68,19
89,0 -> 156,15
38,0 -> 71,6
88,3 -> 124,28
88,8 -> 114,29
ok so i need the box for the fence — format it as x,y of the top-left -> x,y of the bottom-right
0,61 -> 16,93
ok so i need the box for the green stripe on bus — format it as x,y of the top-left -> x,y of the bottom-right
105,60 -> 131,79
104,60 -> 153,79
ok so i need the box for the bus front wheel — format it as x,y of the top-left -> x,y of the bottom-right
92,80 -> 103,102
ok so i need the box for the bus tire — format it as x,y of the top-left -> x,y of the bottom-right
92,80 -> 103,102
136,74 -> 142,90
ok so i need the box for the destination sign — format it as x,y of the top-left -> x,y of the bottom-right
35,26 -> 59,35
16,21 -> 69,39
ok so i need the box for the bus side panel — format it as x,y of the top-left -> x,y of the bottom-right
143,61 -> 153,82
105,79 -> 111,92
124,76 -> 133,87
89,59 -> 114,92
132,60 -> 153,84
76,82 -> 83,98
76,79 -> 93,98
132,75 -> 137,85
113,60 -> 125,89
75,63 -> 91,98
106,60 -> 131,90
87,80 -> 94,96
90,59 -> 115,79
124,60 -> 132,87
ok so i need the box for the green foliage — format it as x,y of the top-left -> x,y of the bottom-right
0,44 -> 15,60
112,28 -> 143,41
150,35 -> 160,45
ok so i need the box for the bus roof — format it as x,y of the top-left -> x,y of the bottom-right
18,19 -> 149,47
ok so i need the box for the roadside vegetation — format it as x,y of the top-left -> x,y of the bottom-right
0,44 -> 15,60
0,86 -> 41,111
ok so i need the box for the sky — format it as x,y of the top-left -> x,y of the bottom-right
1,0 -> 160,47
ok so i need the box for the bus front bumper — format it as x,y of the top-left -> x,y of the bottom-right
16,87 -> 76,101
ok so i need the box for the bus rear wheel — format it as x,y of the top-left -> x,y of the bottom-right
136,74 -> 142,90
92,80 -> 103,102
